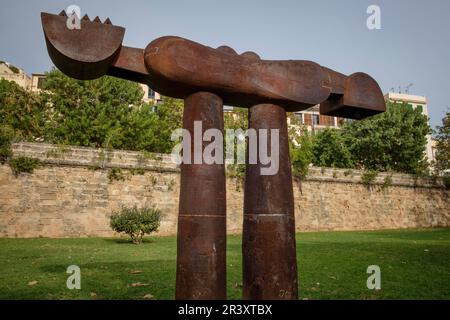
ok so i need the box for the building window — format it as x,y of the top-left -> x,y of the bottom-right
312,114 -> 320,126
295,113 -> 304,124
37,77 -> 46,89
148,89 -> 155,99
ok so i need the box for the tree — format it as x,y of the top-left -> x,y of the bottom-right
287,114 -> 314,179
345,102 -> 430,174
0,124 -> 14,164
40,69 -> 149,149
0,79 -> 45,140
301,102 -> 430,174
151,96 -> 184,153
223,107 -> 248,179
312,128 -> 354,169
40,69 -> 186,153
434,109 -> 450,175
290,128 -> 314,179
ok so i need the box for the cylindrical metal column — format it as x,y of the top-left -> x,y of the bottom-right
176,91 -> 227,300
243,104 -> 298,300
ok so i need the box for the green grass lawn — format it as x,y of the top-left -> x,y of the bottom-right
0,228 -> 449,300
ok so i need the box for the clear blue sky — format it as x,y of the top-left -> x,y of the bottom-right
1,0 -> 449,128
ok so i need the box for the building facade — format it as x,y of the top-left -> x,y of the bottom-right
292,105 -> 342,132
0,62 -> 31,89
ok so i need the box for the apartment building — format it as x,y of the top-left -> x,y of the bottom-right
139,83 -> 162,104
292,105 -> 342,131
0,61 -> 31,90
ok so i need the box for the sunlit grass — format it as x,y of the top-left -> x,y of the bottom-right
0,228 -> 449,300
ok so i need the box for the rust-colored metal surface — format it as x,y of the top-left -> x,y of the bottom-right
176,92 -> 227,300
41,10 -> 387,301
243,104 -> 298,300
41,12 -> 386,119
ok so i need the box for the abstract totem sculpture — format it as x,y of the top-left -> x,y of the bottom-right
41,11 -> 386,300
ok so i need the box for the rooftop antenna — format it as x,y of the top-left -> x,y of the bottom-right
405,83 -> 413,94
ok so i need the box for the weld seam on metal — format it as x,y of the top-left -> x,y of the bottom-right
179,215 -> 226,218
244,213 -> 289,217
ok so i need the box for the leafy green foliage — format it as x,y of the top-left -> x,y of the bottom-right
0,79 -> 45,140
344,102 -> 430,174
41,70 -> 148,149
9,156 -> 41,176
150,97 -> 183,153
361,169 -> 378,187
110,206 -> 161,244
290,128 -> 314,179
224,107 -> 248,182
0,70 -> 185,154
434,110 -> 450,175
443,176 -> 450,190
0,124 -> 14,164
311,102 -> 430,174
382,174 -> 393,191
312,128 -> 354,169
108,168 -> 125,183
8,65 -> 20,74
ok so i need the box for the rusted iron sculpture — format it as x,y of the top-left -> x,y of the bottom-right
41,11 -> 386,300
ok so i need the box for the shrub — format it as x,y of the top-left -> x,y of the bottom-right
108,168 -> 125,183
110,206 -> 161,244
361,169 -> 379,188
0,125 -> 14,164
381,174 -> 393,191
9,157 -> 41,176
291,129 -> 314,180
443,176 -> 450,190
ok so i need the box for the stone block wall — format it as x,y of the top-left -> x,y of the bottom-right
0,142 -> 448,238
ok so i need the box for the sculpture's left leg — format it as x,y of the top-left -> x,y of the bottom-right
243,104 -> 298,300
176,92 -> 227,300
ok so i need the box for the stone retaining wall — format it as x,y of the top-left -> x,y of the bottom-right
0,142 -> 448,238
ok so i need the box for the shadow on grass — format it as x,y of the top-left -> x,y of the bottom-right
360,228 -> 450,242
102,237 -> 157,245
26,260 -> 178,300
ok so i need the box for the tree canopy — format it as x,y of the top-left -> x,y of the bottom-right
0,71 -> 432,175
0,70 -> 183,153
309,103 -> 430,174
434,110 -> 450,175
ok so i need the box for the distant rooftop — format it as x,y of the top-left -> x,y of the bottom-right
384,92 -> 427,104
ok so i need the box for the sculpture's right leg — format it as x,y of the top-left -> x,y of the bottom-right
242,104 -> 298,300
176,92 -> 227,300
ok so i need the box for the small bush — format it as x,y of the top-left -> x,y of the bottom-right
108,168 -> 125,183
344,169 -> 353,177
9,157 -> 41,176
0,125 -> 14,164
381,174 -> 393,191
361,169 -> 378,188
8,65 -> 20,74
110,206 -> 161,244
443,176 -> 450,190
